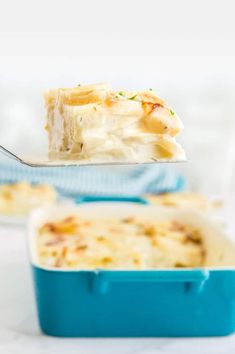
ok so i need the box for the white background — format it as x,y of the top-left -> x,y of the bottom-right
1,2 -> 235,353
0,0 -> 235,195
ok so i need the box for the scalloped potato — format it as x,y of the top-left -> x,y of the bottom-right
37,215 -> 204,269
45,83 -> 185,163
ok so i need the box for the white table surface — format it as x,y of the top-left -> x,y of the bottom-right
0,210 -> 235,354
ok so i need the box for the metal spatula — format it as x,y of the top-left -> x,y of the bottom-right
0,144 -> 186,167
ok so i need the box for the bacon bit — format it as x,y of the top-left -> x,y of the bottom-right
101,257 -> 112,264
63,216 -> 77,223
75,245 -> 87,251
55,258 -> 63,267
142,102 -> 152,115
185,231 -> 202,244
41,216 -> 79,234
152,103 -> 163,110
213,200 -> 223,208
62,247 -> 67,257
97,236 -> 105,241
161,201 -> 176,206
174,262 -> 186,268
42,223 -> 57,233
2,190 -> 13,200
133,258 -> 140,265
122,217 -> 134,223
45,237 -> 64,246
83,221 -> 91,226
109,227 -> 119,232
144,225 -> 156,237
142,102 -> 163,116
151,239 -> 158,247
201,248 -> 207,261
139,92 -> 165,105
105,94 -> 119,107
170,221 -> 185,232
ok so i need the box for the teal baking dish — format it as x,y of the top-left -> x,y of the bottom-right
28,197 -> 235,337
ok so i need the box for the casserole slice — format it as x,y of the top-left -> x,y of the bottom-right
44,83 -> 185,163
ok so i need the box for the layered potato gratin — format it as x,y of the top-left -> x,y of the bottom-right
44,83 -> 185,163
37,215 -> 204,269
0,182 -> 57,215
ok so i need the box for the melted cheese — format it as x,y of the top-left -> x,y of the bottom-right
45,83 -> 185,163
37,215 -> 204,269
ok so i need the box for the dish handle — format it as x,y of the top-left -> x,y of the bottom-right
75,195 -> 149,204
91,270 -> 210,295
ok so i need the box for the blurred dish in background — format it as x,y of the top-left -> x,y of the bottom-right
146,192 -> 222,212
0,181 -> 57,217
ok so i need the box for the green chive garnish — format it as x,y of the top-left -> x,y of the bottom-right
129,95 -> 137,100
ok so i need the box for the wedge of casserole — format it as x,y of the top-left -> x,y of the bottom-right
44,83 -> 185,163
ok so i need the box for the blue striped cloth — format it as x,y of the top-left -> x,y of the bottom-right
0,159 -> 184,196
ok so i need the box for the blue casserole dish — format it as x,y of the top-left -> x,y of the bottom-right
28,196 -> 235,337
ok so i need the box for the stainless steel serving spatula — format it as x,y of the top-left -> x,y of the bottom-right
0,144 -> 186,167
